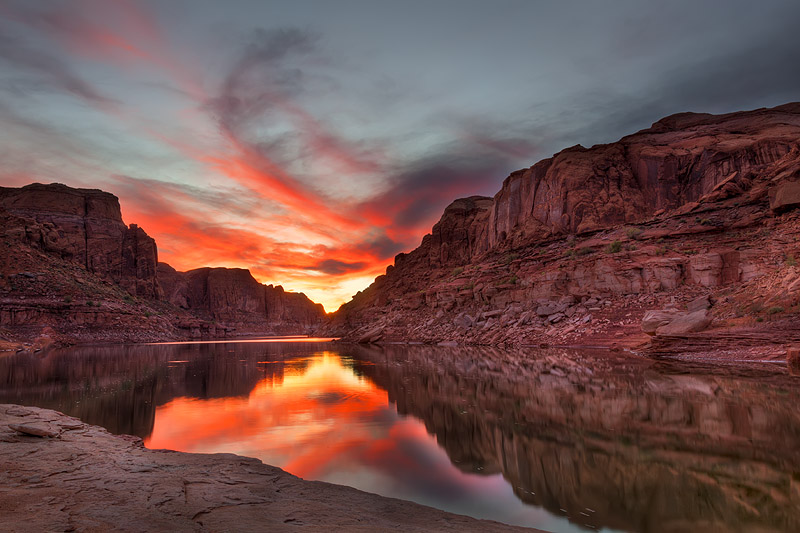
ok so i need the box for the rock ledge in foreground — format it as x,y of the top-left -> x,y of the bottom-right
0,404 -> 536,532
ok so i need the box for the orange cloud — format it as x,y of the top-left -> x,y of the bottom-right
1,1 -> 508,311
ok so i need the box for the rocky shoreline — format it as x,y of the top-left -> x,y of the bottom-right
0,404 -> 535,532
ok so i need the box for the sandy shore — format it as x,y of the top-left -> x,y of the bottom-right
0,404 -> 536,532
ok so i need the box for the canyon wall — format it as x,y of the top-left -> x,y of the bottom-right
159,264 -> 325,334
330,104 -> 800,350
0,183 -> 161,299
0,183 -> 326,342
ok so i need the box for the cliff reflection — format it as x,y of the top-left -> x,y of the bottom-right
347,345 -> 800,533
0,342 -> 326,437
3,341 -> 800,532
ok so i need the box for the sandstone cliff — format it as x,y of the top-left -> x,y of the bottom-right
330,103 -> 800,355
0,183 -> 161,299
0,183 -> 326,344
159,264 -> 325,335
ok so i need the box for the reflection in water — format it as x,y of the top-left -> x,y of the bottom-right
3,341 -> 800,532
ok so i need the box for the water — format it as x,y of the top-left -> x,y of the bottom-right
2,340 -> 800,532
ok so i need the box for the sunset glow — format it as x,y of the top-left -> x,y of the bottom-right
2,1 -> 795,310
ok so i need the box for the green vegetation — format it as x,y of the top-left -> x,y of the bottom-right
500,252 -> 520,265
451,266 -> 464,277
144,311 -> 153,318
576,247 -> 594,256
86,300 -> 94,307
606,240 -> 622,254
496,274 -> 518,287
787,254 -> 797,267
626,227 -> 643,240
767,306 -> 785,315
123,295 -> 134,303
655,246 -> 668,256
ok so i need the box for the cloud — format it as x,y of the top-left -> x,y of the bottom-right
308,259 -> 369,275
0,31 -> 115,106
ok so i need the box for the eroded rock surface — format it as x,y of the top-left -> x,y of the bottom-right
0,183 -> 161,299
0,404 -> 533,532
0,184 -> 326,344
328,103 -> 800,357
159,265 -> 325,335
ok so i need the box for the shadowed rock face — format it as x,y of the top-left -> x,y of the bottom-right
331,104 -> 800,350
485,104 -> 800,248
0,183 -> 161,299
158,265 -> 326,333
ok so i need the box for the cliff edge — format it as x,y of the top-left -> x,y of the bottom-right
328,103 -> 800,359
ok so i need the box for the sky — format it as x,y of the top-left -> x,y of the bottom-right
0,0 -> 798,311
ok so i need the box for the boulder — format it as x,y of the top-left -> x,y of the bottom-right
687,295 -> 713,312
770,180 -> 800,213
9,423 -> 59,438
655,309 -> 713,335
453,314 -> 474,329
357,326 -> 384,344
641,309 -> 681,335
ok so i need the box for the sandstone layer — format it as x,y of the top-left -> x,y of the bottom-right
0,404 -> 533,532
329,103 -> 800,358
0,184 -> 326,346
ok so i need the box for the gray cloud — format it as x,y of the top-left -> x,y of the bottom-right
0,31 -> 115,106
309,259 -> 369,275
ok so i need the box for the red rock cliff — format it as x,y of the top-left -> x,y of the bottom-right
331,103 -> 800,351
1,183 -> 326,342
158,264 -> 326,333
0,183 -> 161,298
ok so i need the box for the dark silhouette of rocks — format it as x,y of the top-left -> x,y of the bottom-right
159,265 -> 325,334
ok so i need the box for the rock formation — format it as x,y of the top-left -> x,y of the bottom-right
0,183 -> 326,344
0,183 -> 161,298
0,404 -> 531,532
329,103 -> 800,356
159,264 -> 325,334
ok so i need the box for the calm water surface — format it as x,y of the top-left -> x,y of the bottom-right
3,340 -> 800,532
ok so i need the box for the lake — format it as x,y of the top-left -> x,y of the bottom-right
2,339 -> 799,532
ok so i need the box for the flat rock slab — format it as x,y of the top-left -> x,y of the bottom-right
0,404 -> 537,532
9,423 -> 60,438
